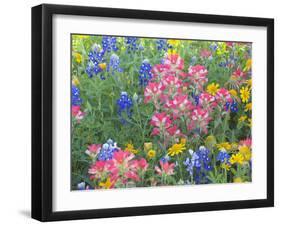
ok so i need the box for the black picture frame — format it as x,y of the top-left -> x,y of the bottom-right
32,3 -> 274,222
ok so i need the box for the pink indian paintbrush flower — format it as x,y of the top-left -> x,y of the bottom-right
85,144 -> 102,157
200,49 -> 212,58
215,88 -> 232,103
190,107 -> 211,134
72,106 -> 85,121
150,112 -> 172,128
187,65 -> 208,90
239,138 -> 252,148
155,161 -> 175,176
163,54 -> 184,70
232,68 -> 246,78
144,82 -> 165,104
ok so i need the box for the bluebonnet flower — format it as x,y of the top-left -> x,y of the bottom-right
86,44 -> 106,79
139,59 -> 153,87
107,54 -> 123,74
116,92 -> 133,124
72,85 -> 82,106
183,146 -> 212,184
197,146 -> 212,171
156,39 -> 171,51
225,101 -> 238,113
209,43 -> 218,51
125,37 -> 141,52
102,36 -> 118,52
77,182 -> 86,190
191,93 -> 200,106
217,149 -> 230,163
219,61 -> 227,67
183,149 -> 200,175
97,139 -> 119,161
160,155 -> 170,163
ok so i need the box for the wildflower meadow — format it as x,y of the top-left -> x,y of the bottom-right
71,34 -> 252,190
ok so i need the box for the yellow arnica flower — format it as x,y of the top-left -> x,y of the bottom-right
75,53 -> 82,64
240,86 -> 250,103
125,143 -> 138,154
98,63 -> 107,70
144,142 -> 153,152
168,143 -> 186,156
147,149 -> 156,159
207,83 -> 220,96
229,89 -> 238,97
216,142 -> 231,151
167,39 -> 180,47
239,145 -> 251,161
167,49 -> 177,55
221,163 -> 231,171
233,177 -> 243,183
72,77 -> 80,86
99,178 -> 113,189
230,153 -> 244,165
245,103 -> 252,112
238,115 -> 247,123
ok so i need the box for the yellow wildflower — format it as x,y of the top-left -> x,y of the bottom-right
207,83 -> 220,96
167,49 -> 177,55
239,145 -> 251,161
246,79 -> 252,89
125,143 -> 138,154
216,142 -> 231,151
244,59 -> 252,72
147,149 -> 156,159
229,89 -> 238,97
99,178 -> 113,189
74,53 -> 82,63
240,86 -> 250,103
233,177 -> 243,183
98,63 -> 107,70
247,118 -> 252,127
230,153 -> 244,165
231,142 -> 239,151
180,138 -> 187,145
167,39 -> 180,47
168,143 -> 186,156
144,142 -> 153,152
216,43 -> 227,55
75,35 -> 88,39
205,135 -> 217,148
72,77 -> 80,86
238,115 -> 247,123
245,103 -> 252,112
221,163 -> 231,171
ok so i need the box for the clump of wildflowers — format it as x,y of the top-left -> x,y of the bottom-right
102,36 -> 118,52
156,39 -> 171,51
125,37 -> 142,52
97,139 -> 119,161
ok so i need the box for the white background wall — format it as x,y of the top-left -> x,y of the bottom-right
0,0 -> 279,225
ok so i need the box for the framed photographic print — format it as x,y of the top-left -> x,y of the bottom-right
32,4 -> 274,222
